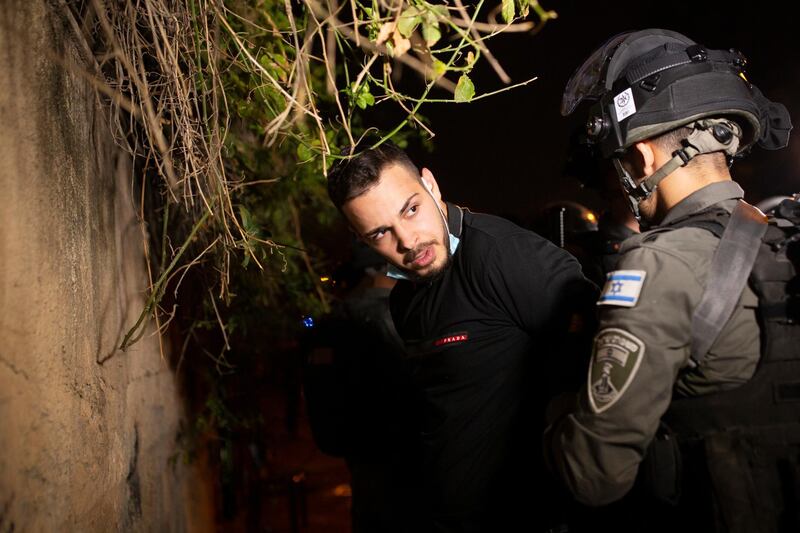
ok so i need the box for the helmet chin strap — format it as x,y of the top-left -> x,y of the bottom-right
614,118 -> 742,221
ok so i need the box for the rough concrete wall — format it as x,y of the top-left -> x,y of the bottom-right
0,1 -> 212,531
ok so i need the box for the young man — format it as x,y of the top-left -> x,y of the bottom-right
327,145 -> 596,531
546,29 -> 796,532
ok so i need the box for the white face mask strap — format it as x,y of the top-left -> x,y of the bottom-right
422,178 -> 448,227
422,177 -> 451,241
424,178 -> 462,263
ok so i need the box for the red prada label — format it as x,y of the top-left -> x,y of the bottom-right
434,332 -> 469,347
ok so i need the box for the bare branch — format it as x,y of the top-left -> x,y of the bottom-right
453,0 -> 510,84
451,18 -> 536,33
304,0 -> 457,93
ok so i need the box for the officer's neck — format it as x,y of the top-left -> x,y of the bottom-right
658,167 -> 732,212
644,143 -> 732,214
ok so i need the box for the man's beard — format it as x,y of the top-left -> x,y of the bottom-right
401,223 -> 452,283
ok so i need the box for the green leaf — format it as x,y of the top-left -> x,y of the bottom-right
422,21 -> 441,46
432,59 -> 447,77
429,5 -> 448,18
367,24 -> 379,42
239,205 -> 260,236
296,143 -> 313,161
502,0 -> 516,23
356,90 -> 374,109
454,74 -> 475,102
239,205 -> 253,229
351,82 -> 374,109
397,7 -> 421,38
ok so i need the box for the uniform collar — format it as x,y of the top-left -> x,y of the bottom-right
660,181 -> 744,227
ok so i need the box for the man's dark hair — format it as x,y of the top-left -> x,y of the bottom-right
327,143 -> 419,210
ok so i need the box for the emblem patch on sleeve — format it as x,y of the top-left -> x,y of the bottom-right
588,328 -> 645,413
597,270 -> 646,307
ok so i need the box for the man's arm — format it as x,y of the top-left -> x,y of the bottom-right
484,232 -> 599,395
545,243 -> 701,506
483,232 -> 597,334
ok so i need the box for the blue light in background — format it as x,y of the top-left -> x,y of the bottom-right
302,316 -> 315,328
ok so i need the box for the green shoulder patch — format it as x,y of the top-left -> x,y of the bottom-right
588,328 -> 645,413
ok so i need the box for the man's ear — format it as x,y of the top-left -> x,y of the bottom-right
420,168 -> 442,201
633,141 -> 657,177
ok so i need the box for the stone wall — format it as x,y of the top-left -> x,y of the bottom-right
0,1 -> 211,530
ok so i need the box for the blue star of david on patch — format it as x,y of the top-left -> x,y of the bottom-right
597,270 -> 647,308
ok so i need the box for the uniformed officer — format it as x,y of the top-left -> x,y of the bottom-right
544,29 -> 795,532
327,144 -> 596,531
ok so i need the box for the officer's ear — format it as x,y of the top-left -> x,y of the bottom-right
633,141 -> 657,178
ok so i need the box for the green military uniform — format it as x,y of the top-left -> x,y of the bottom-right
546,180 -> 761,506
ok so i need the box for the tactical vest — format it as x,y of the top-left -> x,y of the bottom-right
639,198 -> 800,533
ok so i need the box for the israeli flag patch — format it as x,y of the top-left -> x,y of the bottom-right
597,270 -> 646,307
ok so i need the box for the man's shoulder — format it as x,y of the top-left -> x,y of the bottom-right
461,209 -> 550,251
458,210 -> 583,289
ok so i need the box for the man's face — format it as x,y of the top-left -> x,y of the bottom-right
342,164 -> 451,281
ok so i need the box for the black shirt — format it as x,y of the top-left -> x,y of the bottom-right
391,203 -> 596,531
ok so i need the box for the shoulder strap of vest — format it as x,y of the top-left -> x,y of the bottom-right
689,201 -> 768,366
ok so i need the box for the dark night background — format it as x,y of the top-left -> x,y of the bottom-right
267,4 -> 800,530
292,4 -> 800,530
387,0 -> 800,223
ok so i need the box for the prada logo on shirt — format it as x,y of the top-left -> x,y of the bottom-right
434,332 -> 469,347
403,331 -> 471,358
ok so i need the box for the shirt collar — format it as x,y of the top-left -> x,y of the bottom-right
446,202 -> 465,238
